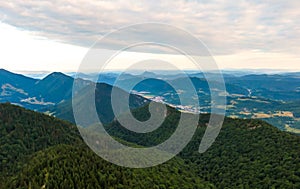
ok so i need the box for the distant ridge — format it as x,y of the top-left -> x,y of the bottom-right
0,68 -> 149,124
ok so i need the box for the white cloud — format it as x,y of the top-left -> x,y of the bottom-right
0,23 -> 86,72
1,0 -> 299,54
0,0 -> 299,71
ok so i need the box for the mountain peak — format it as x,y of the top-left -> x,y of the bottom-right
47,72 -> 69,78
141,71 -> 157,78
0,69 -> 37,85
41,72 -> 73,82
0,68 -> 16,75
0,68 -> 8,72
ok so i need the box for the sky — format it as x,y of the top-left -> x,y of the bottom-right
0,0 -> 300,72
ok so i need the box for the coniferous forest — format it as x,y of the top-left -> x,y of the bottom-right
0,103 -> 299,189
1,0 -> 300,188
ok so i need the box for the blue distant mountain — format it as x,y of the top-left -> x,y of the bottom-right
1,68 -> 300,132
0,69 -> 149,124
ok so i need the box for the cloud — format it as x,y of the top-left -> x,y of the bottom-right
0,0 -> 300,56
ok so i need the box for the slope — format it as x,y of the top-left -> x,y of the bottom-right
106,104 -> 300,188
1,103 -> 300,188
49,82 -> 150,124
0,103 -> 82,183
0,103 -> 212,189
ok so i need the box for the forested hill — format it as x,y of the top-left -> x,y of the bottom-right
0,103 -> 300,188
106,104 -> 300,188
0,103 -> 82,182
0,103 -> 212,189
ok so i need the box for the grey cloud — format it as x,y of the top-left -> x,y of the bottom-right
0,0 -> 299,55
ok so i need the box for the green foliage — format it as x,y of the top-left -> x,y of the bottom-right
105,105 -> 180,147
49,83 -> 150,124
180,117 -> 300,189
0,103 -> 299,189
6,144 -> 212,189
0,103 -> 82,183
0,103 -> 211,188
105,104 -> 300,188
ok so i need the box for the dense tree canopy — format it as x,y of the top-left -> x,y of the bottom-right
0,103 -> 299,188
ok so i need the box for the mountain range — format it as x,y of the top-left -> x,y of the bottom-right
0,69 -> 300,133
0,68 -> 300,188
0,69 -> 149,124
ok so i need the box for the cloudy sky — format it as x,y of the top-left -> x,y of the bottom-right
0,0 -> 299,72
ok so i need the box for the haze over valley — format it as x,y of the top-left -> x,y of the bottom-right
1,0 -> 300,188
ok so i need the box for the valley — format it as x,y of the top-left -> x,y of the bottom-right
1,69 -> 300,134
2,1 -> 300,188
0,69 -> 300,188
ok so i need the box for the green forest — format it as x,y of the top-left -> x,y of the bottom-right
0,103 -> 299,188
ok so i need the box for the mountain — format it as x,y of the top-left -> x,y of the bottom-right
0,69 -> 37,89
33,72 -> 74,103
141,71 -> 158,78
48,82 -> 150,124
105,104 -> 300,188
0,103 -> 212,188
102,72 -> 300,133
0,69 -> 77,110
0,103 -> 82,183
1,69 -> 300,133
0,69 -> 37,108
282,72 -> 300,78
226,74 -> 300,101
0,69 -> 148,122
8,144 -> 212,189
1,103 -> 299,188
70,71 -> 300,102
114,76 -> 248,112
115,76 -> 248,99
70,72 -> 119,85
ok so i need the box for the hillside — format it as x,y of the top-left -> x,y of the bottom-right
49,82 -> 150,124
0,69 -> 37,109
182,117 -> 300,188
33,72 -> 75,103
225,74 -> 300,101
0,69 -> 149,124
0,103 -> 299,188
106,104 -> 300,188
1,69 -> 300,133
7,145 -> 212,189
0,70 -> 79,110
0,69 -> 37,90
0,103 -> 211,188
0,103 -> 82,184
